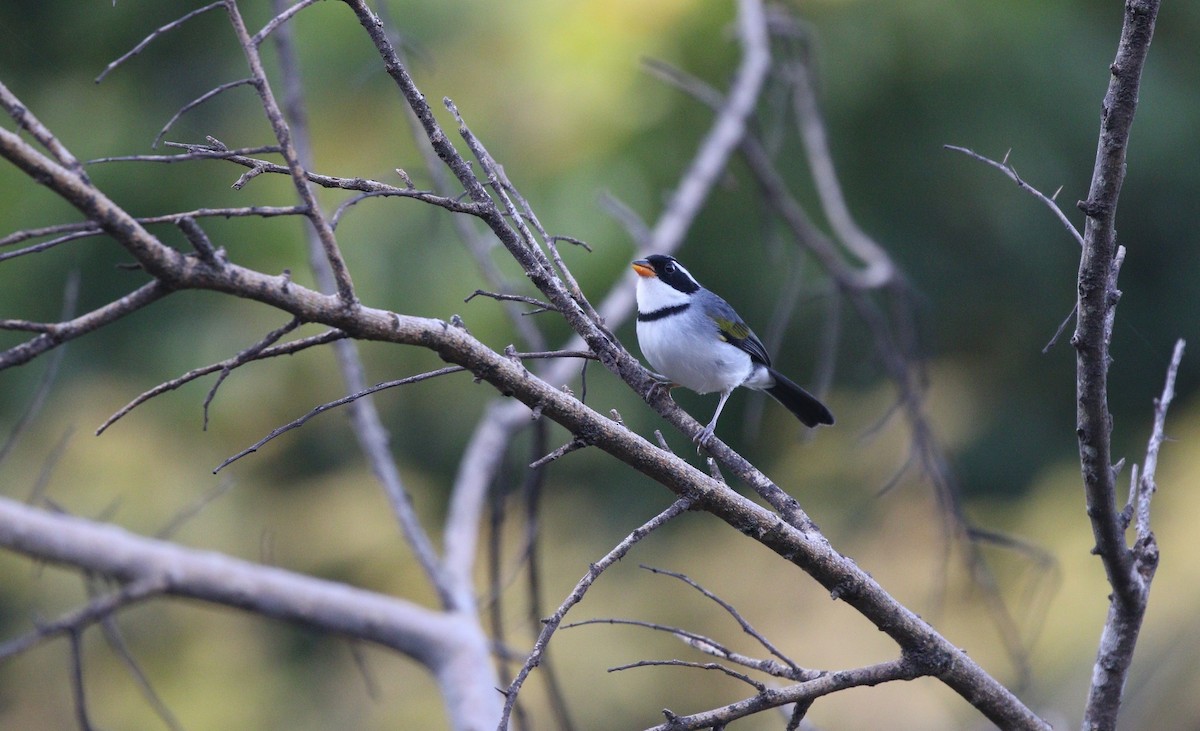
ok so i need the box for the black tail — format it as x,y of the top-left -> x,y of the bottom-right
765,368 -> 834,428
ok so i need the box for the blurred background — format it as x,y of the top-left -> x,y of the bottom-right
1,1 -> 1198,729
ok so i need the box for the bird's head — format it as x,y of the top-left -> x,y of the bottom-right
631,254 -> 700,295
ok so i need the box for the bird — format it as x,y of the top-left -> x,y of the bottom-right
632,254 -> 833,447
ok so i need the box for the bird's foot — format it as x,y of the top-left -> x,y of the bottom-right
643,373 -> 676,402
692,424 -> 716,453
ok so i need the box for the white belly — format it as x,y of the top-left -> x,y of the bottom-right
637,319 -> 753,394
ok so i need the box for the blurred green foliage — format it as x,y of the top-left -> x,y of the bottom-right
1,1 -> 1198,729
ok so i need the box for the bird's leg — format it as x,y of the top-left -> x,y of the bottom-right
695,390 -> 732,449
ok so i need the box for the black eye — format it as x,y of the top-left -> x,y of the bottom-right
664,262 -> 676,274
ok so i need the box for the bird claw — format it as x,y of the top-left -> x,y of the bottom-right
644,374 -> 676,401
693,425 -> 716,453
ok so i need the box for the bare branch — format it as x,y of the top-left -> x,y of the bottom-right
95,2 -> 225,84
640,565 -> 800,674
466,289 -> 557,314
1135,339 -> 1184,541
1068,3 -> 1163,729
644,657 -> 918,731
0,494 -> 502,721
0,577 -> 165,661
202,317 -> 302,430
0,79 -> 89,182
498,498 -> 694,730
214,366 -> 462,474
252,0 -> 324,46
944,145 -> 1084,248
96,329 -> 347,436
608,658 -> 766,692
647,0 -> 770,257
223,0 -> 357,304
0,280 -> 171,371
269,0 -> 454,613
153,79 -> 257,148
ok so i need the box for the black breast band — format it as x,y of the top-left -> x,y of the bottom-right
637,303 -> 690,322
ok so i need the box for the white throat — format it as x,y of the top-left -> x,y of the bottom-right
635,276 -> 691,314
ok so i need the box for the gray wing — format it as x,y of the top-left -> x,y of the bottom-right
701,291 -> 772,368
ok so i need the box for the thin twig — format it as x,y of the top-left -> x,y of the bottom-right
96,2 -> 225,83
96,329 -> 348,436
1134,339 -> 1183,541
0,577 -> 166,660
252,0 -> 324,46
0,79 -> 89,182
0,272 -> 77,465
67,630 -> 96,731
608,658 -> 766,692
202,317 -> 302,430
496,497 -> 693,730
529,438 -> 588,469
641,565 -> 800,673
644,657 -> 917,731
89,576 -> 184,731
1,280 -> 171,372
0,230 -> 102,264
92,143 -> 282,163
466,289 -> 557,313
153,78 -> 257,148
1042,303 -> 1079,353
224,0 -> 357,304
944,145 -> 1083,248
214,365 -> 464,473
565,616 -> 800,679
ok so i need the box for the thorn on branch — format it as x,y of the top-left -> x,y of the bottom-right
529,437 -> 588,469
945,144 -> 1083,248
